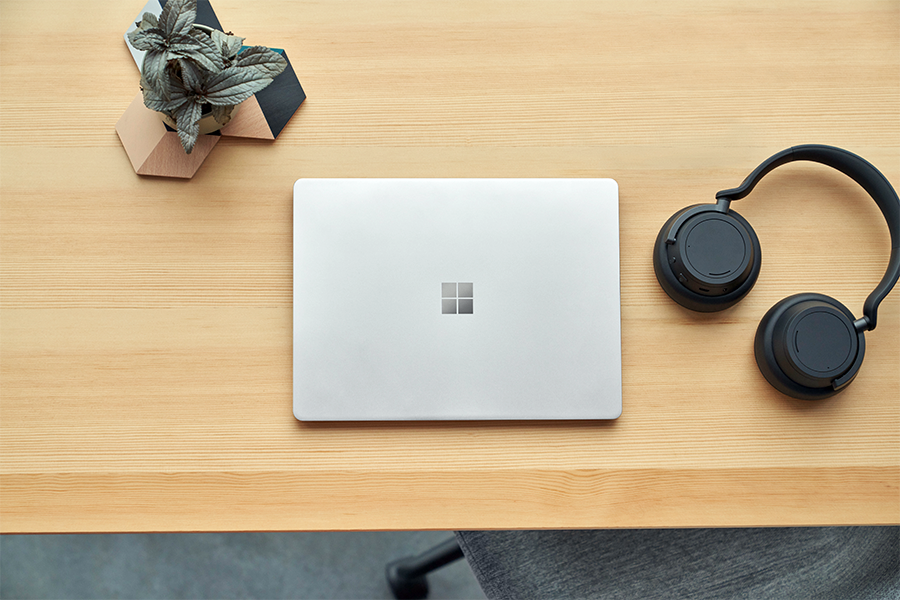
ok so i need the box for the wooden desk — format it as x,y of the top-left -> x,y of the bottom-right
1,0 -> 897,533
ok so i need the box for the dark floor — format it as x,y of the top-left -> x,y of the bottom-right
0,531 -> 486,600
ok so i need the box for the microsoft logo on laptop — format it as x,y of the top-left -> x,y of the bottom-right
442,282 -> 473,314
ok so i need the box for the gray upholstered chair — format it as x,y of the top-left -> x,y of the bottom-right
388,527 -> 899,599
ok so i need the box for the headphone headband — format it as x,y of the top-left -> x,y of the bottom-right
715,144 -> 900,331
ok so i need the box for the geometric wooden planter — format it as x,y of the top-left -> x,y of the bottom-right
117,0 -> 306,178
116,94 -> 220,178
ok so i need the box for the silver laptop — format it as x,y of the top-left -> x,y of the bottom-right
293,178 -> 621,420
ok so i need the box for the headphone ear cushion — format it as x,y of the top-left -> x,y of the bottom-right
653,206 -> 762,312
755,293 -> 865,400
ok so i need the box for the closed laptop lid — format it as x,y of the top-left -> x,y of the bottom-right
293,178 -> 621,420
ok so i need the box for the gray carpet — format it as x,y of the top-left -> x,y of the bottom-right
0,532 -> 486,600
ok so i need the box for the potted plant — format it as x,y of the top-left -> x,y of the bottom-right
127,0 -> 287,153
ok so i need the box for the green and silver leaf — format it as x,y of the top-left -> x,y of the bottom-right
128,26 -> 166,51
139,12 -> 159,30
177,58 -> 205,92
204,66 -> 273,106
168,32 -> 224,72
222,34 -> 245,61
211,104 -> 236,126
234,46 -> 287,77
141,49 -> 172,99
159,0 -> 196,38
140,76 -> 188,112
173,100 -> 203,154
209,29 -> 245,62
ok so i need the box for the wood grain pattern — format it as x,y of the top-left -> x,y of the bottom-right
222,96 -> 276,139
1,0 -> 898,533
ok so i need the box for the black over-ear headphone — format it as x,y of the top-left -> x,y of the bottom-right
653,144 -> 900,400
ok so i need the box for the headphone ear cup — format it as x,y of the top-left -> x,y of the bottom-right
653,206 -> 762,312
754,293 -> 866,400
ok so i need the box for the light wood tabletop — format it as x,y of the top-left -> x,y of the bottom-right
1,0 -> 898,533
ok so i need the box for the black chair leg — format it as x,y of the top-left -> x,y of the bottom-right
386,537 -> 465,600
